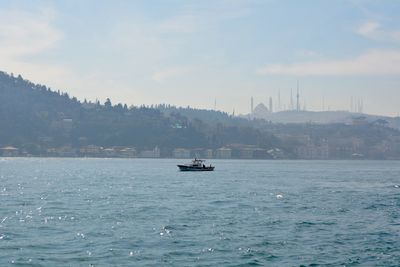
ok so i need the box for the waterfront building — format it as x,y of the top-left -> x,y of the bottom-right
216,147 -> 232,159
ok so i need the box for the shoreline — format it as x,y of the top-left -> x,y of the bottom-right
1,156 -> 399,161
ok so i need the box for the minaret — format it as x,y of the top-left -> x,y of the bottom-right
251,96 -> 254,114
360,98 -> 364,113
290,89 -> 294,110
269,97 -> 273,113
214,98 -> 217,110
296,80 -> 300,112
350,96 -> 353,112
278,90 -> 281,112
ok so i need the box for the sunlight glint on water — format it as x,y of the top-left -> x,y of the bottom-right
0,158 -> 399,266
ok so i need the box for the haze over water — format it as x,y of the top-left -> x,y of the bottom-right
1,158 -> 399,266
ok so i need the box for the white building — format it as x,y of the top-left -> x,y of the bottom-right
140,146 -> 160,158
172,148 -> 191,158
216,147 -> 232,159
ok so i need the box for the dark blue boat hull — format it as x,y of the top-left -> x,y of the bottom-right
177,165 -> 215,171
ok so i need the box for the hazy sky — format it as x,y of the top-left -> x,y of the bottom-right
1,0 -> 400,116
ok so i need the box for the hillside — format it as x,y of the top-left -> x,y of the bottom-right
1,71 -> 400,159
0,71 -> 277,156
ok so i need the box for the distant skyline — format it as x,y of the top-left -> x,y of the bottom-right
0,0 -> 400,116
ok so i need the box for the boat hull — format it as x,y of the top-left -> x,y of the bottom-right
177,165 -> 215,171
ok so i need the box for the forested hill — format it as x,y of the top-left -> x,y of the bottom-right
0,71 -> 277,155
2,71 -> 400,159
156,105 -> 251,127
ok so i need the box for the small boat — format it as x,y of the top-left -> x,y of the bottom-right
177,159 -> 215,171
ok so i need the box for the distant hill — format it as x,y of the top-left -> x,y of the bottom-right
156,105 -> 253,127
243,109 -> 400,129
1,70 -> 400,159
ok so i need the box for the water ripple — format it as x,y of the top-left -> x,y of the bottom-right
1,159 -> 400,266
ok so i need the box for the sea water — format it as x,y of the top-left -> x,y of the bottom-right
0,158 -> 399,266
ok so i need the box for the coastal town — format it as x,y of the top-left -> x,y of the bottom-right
2,128 -> 400,160
1,71 -> 400,160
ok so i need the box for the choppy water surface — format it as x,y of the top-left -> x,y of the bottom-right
1,158 -> 400,266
